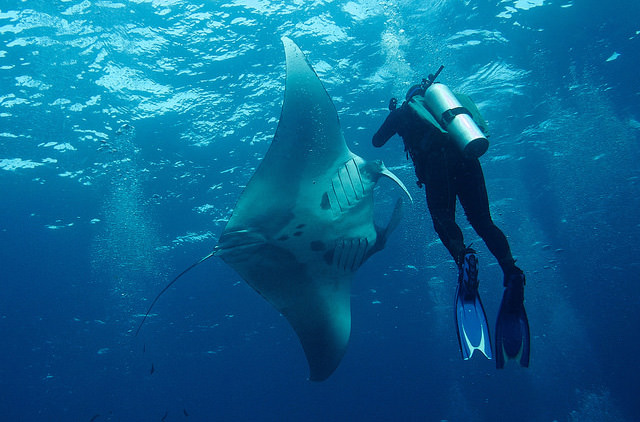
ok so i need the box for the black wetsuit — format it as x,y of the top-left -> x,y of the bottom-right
372,102 -> 517,275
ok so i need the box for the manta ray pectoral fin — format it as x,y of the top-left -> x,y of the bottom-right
284,288 -> 352,382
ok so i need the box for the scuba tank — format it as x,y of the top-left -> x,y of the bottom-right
423,83 -> 488,158
408,66 -> 489,158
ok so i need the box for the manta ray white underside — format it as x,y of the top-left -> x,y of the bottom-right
139,37 -> 411,382
214,38 -> 411,381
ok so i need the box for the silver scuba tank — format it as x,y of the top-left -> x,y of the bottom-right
422,83 -> 489,158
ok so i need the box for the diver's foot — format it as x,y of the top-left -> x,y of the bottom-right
496,268 -> 530,368
458,248 -> 479,297
502,269 -> 525,312
455,248 -> 493,360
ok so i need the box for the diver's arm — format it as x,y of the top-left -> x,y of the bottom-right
372,110 -> 400,148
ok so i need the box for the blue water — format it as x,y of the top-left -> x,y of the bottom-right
1,1 -> 639,421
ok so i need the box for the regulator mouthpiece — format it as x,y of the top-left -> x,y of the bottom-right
388,97 -> 398,111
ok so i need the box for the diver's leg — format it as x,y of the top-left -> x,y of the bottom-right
422,150 -> 466,265
456,158 -> 518,274
441,154 -> 493,361
456,159 -> 529,367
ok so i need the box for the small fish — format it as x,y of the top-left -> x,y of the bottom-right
183,408 -> 189,417
90,414 -> 100,422
150,363 -> 155,375
161,411 -> 168,421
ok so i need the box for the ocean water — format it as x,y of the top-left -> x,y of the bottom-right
1,1 -> 639,421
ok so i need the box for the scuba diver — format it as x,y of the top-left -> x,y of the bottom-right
372,69 -> 530,368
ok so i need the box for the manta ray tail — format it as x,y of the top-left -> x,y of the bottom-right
135,251 -> 216,336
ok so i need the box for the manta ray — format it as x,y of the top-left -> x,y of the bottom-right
138,37 -> 411,381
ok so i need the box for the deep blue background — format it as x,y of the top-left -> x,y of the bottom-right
1,1 -> 639,421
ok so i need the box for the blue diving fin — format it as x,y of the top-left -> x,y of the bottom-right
495,271 -> 530,368
455,251 -> 493,360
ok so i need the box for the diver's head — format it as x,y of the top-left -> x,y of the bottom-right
405,84 -> 424,101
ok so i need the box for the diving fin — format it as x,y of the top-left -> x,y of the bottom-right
495,271 -> 530,368
455,251 -> 493,360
